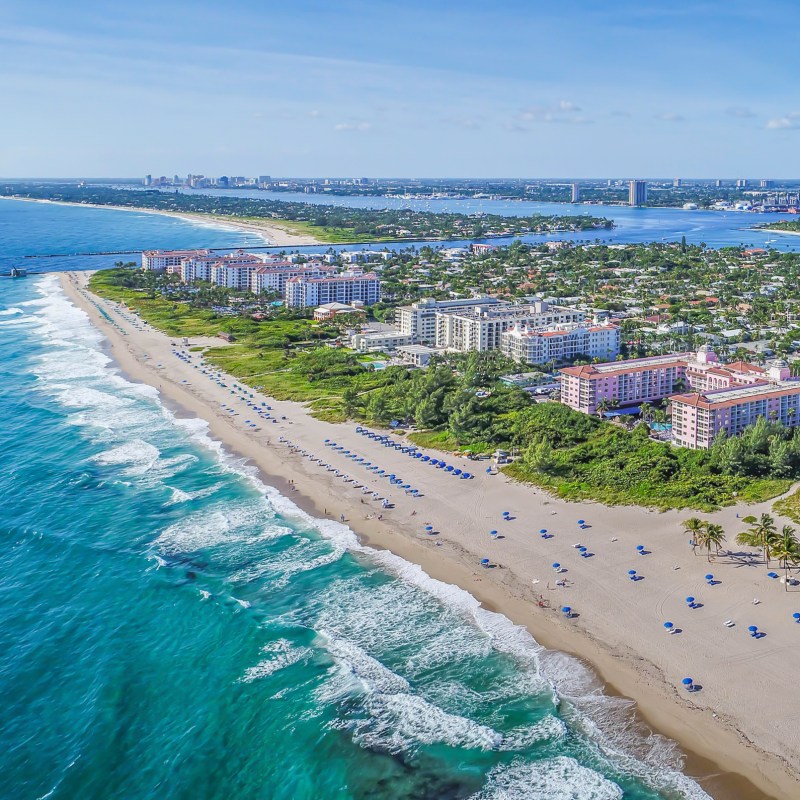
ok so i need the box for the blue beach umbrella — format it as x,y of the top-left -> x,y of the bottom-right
552,562 -> 561,571
425,525 -> 433,532
748,625 -> 759,636
540,529 -> 548,535
481,558 -> 490,568
636,545 -> 644,553
686,596 -> 695,606
705,574 -> 714,583
628,569 -> 637,576
768,572 -> 779,579
577,519 -> 585,525
490,530 -> 498,537
663,622 -> 674,631
682,677 -> 693,689
562,606 -> 571,617
793,613 -> 800,623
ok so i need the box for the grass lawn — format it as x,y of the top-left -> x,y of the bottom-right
773,485 -> 800,523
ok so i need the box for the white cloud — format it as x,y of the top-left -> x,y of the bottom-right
766,112 -> 800,130
517,101 -> 592,125
334,121 -> 372,132
655,112 -> 685,122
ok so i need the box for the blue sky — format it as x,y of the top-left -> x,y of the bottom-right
1,0 -> 799,177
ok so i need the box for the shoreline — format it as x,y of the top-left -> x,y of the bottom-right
0,195 -> 322,248
60,270 -> 800,800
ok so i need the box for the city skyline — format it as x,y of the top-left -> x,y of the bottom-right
2,0 -> 800,177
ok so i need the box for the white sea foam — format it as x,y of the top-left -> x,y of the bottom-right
92,439 -> 161,468
0,307 -> 23,315
239,639 -> 311,683
154,499 -> 288,555
352,692 -> 502,754
471,757 -> 623,800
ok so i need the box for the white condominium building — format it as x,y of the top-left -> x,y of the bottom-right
285,272 -> 381,308
142,249 -> 210,271
435,301 -> 585,353
250,264 -> 336,296
501,323 -> 620,366
395,297 -> 507,343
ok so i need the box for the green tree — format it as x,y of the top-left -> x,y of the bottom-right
736,513 -> 778,565
682,517 -> 705,555
771,525 -> 800,590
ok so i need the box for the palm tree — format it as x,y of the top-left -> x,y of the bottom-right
682,517 -> 705,555
639,402 -> 653,423
701,523 -> 726,562
596,398 -> 610,419
736,513 -> 778,566
771,525 -> 800,590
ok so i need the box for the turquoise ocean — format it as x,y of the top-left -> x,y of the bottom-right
0,200 -> 714,799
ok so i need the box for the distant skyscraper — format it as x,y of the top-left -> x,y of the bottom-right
570,183 -> 581,203
143,174 -> 152,187
760,179 -> 774,189
628,180 -> 647,206
715,179 -> 723,188
257,175 -> 271,184
673,178 -> 682,188
736,179 -> 747,189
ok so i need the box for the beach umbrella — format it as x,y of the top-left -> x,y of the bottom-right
425,525 -> 433,532
682,677 -> 694,690
748,625 -> 759,636
578,519 -> 585,525
502,511 -> 510,517
539,529 -> 547,535
768,572 -> 779,579
481,558 -> 490,568
628,569 -> 637,576
552,562 -> 561,571
453,468 -> 461,475
445,465 -> 454,472
579,546 -> 588,556
793,613 -> 800,623
486,468 -> 492,474
705,574 -> 714,584
663,622 -> 674,632
636,545 -> 644,553
685,596 -> 695,606
490,530 -> 498,537
562,606 -> 571,617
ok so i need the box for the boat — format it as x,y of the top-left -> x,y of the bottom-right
10,267 -> 27,278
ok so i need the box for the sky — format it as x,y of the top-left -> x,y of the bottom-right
1,0 -> 799,178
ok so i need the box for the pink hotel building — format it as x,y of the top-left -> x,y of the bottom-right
560,345 -> 800,448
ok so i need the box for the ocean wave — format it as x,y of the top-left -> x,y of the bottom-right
239,639 -> 311,683
471,757 -> 623,800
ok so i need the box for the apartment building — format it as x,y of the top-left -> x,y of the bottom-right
250,263 -> 336,296
285,272 -> 381,308
560,354 -> 690,415
395,297 -> 507,343
142,249 -> 209,271
501,323 -> 620,366
436,301 -> 585,353
672,361 -> 800,449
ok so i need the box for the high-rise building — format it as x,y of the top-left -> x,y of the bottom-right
628,180 -> 647,206
570,183 -> 581,203
760,179 -> 775,189
715,179 -> 723,188
736,179 -> 747,189
673,178 -> 682,188
143,174 -> 152,187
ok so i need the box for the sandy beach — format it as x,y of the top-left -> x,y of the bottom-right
61,270 -> 800,800
2,196 -> 322,247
